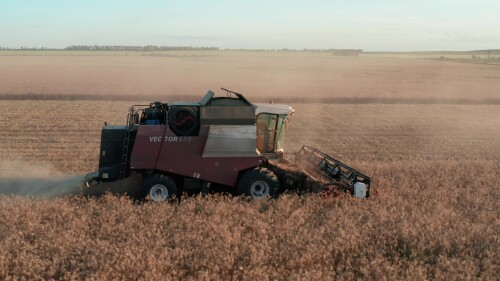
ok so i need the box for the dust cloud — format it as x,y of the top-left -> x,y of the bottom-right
0,160 -> 84,198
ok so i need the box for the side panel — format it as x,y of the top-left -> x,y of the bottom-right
156,125 -> 260,187
98,126 -> 126,180
130,125 -> 167,170
203,125 -> 258,157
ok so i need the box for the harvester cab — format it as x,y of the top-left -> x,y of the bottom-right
84,88 -> 371,201
255,103 -> 293,158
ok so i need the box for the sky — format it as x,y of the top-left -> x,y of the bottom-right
0,0 -> 499,51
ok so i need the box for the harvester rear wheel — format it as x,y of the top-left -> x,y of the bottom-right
142,174 -> 178,202
237,168 -> 279,199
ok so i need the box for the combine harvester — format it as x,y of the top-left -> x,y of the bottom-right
84,88 -> 371,201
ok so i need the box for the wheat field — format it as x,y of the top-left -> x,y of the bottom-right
0,53 -> 499,280
1,52 -> 500,103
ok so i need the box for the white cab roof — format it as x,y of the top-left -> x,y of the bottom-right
254,103 -> 295,115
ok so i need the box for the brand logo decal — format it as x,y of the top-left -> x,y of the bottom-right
149,136 -> 192,142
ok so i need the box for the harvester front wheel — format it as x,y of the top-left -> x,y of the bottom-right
238,168 -> 279,199
143,174 -> 178,202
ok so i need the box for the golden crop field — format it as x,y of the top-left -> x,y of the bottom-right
1,51 -> 500,103
0,52 -> 499,280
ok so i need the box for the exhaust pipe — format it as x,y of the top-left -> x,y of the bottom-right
84,171 -> 99,188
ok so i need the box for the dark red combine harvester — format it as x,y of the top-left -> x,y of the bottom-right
84,88 -> 371,201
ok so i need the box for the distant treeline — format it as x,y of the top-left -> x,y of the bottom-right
303,48 -> 363,55
330,49 -> 363,56
65,45 -> 220,51
0,47 -> 56,50
364,49 -> 500,56
0,46 -> 220,51
0,46 -> 497,55
0,46 -> 363,54
227,48 -> 364,55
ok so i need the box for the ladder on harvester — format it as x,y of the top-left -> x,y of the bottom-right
119,129 -> 131,179
119,107 -> 134,179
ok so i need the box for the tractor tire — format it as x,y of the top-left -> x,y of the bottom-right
142,174 -> 178,202
168,107 -> 199,136
237,168 -> 279,199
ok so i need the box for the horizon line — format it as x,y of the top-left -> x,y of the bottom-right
0,46 -> 499,53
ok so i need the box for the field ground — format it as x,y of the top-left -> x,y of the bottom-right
0,53 -> 498,279
1,51 -> 499,104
